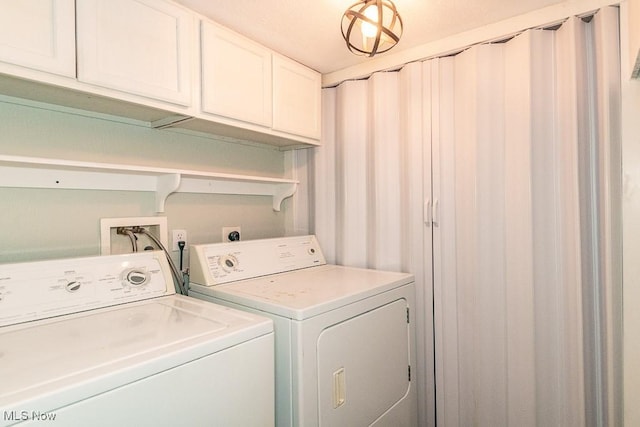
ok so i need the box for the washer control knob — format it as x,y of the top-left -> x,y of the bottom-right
65,281 -> 81,293
124,270 -> 148,287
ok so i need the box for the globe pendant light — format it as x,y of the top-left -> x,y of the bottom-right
341,0 -> 403,57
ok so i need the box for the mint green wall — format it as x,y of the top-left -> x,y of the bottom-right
0,97 -> 288,262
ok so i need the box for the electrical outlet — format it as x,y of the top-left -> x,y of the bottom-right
222,226 -> 241,242
172,229 -> 187,251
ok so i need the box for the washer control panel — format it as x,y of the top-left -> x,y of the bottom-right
0,251 -> 173,327
190,235 -> 327,286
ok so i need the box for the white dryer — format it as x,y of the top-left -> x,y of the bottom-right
189,235 -> 417,427
0,251 -> 274,427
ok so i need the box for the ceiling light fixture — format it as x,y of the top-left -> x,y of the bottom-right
341,0 -> 403,57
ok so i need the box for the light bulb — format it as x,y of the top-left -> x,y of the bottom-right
361,5 -> 379,38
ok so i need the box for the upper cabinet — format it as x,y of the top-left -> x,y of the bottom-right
190,19 -> 321,146
76,0 -> 194,106
201,21 -> 272,126
0,0 -> 75,77
0,0 -> 320,149
272,54 -> 321,140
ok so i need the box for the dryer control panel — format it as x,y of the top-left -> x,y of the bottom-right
0,251 -> 174,327
190,235 -> 327,286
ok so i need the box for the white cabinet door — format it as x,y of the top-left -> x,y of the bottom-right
200,21 -> 272,127
76,0 -> 193,106
0,0 -> 75,77
272,55 -> 321,139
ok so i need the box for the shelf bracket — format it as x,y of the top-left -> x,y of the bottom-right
156,173 -> 181,212
273,182 -> 298,212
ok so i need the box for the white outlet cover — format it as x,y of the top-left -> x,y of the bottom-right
100,216 -> 168,255
222,226 -> 241,242
172,229 -> 187,251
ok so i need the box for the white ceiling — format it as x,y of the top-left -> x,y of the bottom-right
173,0 -> 566,75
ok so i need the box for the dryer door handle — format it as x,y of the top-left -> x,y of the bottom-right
333,367 -> 346,408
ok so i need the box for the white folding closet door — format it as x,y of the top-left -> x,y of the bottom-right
312,8 -> 620,425
336,80 -> 369,268
432,9 -> 620,427
593,8 -> 623,423
313,87 -> 337,263
313,64 -> 435,427
432,27 -> 581,427
316,73 -> 420,273
549,16 -> 587,427
574,7 -> 623,424
368,72 -> 403,270
501,28 -> 545,427
401,61 -> 435,427
429,55 -> 460,427
433,42 -> 515,427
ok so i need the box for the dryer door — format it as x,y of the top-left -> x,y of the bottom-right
317,298 -> 410,426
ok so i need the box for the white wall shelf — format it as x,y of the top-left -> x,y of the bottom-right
0,155 -> 297,212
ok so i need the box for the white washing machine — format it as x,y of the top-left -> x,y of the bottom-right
0,251 -> 274,427
189,235 -> 417,427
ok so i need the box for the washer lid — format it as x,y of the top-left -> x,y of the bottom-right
0,295 -> 272,412
189,265 -> 414,320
